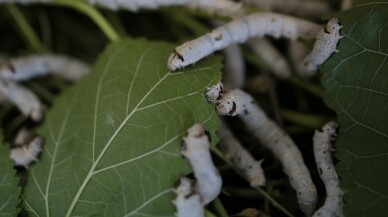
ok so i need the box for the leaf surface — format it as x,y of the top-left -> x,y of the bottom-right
0,134 -> 21,217
22,38 -> 221,217
321,2 -> 388,216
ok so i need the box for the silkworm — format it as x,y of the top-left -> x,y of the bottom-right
88,0 -> 244,17
10,136 -> 44,168
205,82 -> 223,104
247,37 -> 291,78
241,0 -> 330,19
168,12 -> 321,71
312,121 -> 343,217
218,121 -> 265,187
181,123 -> 222,205
210,89 -> 317,216
222,44 -> 246,89
173,177 -> 204,217
0,80 -> 45,121
298,18 -> 342,77
0,54 -> 90,82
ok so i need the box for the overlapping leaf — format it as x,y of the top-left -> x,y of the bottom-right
0,134 -> 21,217
22,38 -> 222,216
321,2 -> 388,216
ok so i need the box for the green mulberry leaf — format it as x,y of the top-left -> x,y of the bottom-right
22,38 -> 222,217
0,134 -> 21,217
321,2 -> 388,217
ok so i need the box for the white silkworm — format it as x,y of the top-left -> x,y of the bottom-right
0,80 -> 45,121
88,0 -> 244,17
205,82 -> 223,104
312,121 -> 343,217
222,44 -> 246,89
10,136 -> 44,168
246,37 -> 291,78
298,18 -> 342,77
173,177 -> 204,217
241,0 -> 330,19
210,89 -> 317,216
168,12 -> 321,71
181,123 -> 222,205
218,122 -> 265,187
0,54 -> 90,82
288,40 -> 311,75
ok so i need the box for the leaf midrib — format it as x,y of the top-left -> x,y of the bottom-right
65,48 -> 170,217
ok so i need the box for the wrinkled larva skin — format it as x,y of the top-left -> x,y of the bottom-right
298,17 -> 342,76
313,122 -> 343,217
10,136 -> 44,168
181,124 -> 222,205
168,12 -> 321,71
173,177 -> 204,217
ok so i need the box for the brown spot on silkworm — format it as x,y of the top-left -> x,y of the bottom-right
228,102 -> 237,115
173,49 -> 185,62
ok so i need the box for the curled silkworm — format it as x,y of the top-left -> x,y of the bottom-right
10,136 -> 44,168
246,37 -> 291,78
181,123 -> 222,205
88,0 -> 244,17
222,44 -> 246,89
0,54 -> 90,82
210,89 -> 317,216
0,80 -> 46,121
312,121 -> 343,217
218,122 -> 265,187
241,0 -> 330,19
173,177 -> 204,217
298,18 -> 342,77
168,12 -> 321,71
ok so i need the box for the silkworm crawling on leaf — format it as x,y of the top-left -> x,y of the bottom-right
10,136 -> 44,168
173,177 -> 205,217
218,122 -> 265,187
0,80 -> 45,121
88,0 -> 243,17
181,123 -> 222,205
313,121 -> 343,217
246,37 -> 291,78
168,12 -> 321,71
0,54 -> 90,82
222,44 -> 246,89
210,89 -> 317,216
298,18 -> 342,77
241,0 -> 330,19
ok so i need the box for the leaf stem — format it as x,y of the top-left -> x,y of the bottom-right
210,147 -> 295,217
5,4 -> 45,52
54,0 -> 120,42
212,198 -> 229,217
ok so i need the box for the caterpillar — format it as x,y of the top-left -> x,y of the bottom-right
241,0 -> 330,19
0,54 -> 90,82
168,12 -> 321,71
207,87 -> 317,216
10,136 -> 44,168
218,121 -> 266,187
181,123 -> 222,205
298,18 -> 342,77
247,37 -> 291,78
222,44 -> 246,89
0,80 -> 46,121
173,177 -> 204,217
88,0 -> 244,17
312,121 -> 343,217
